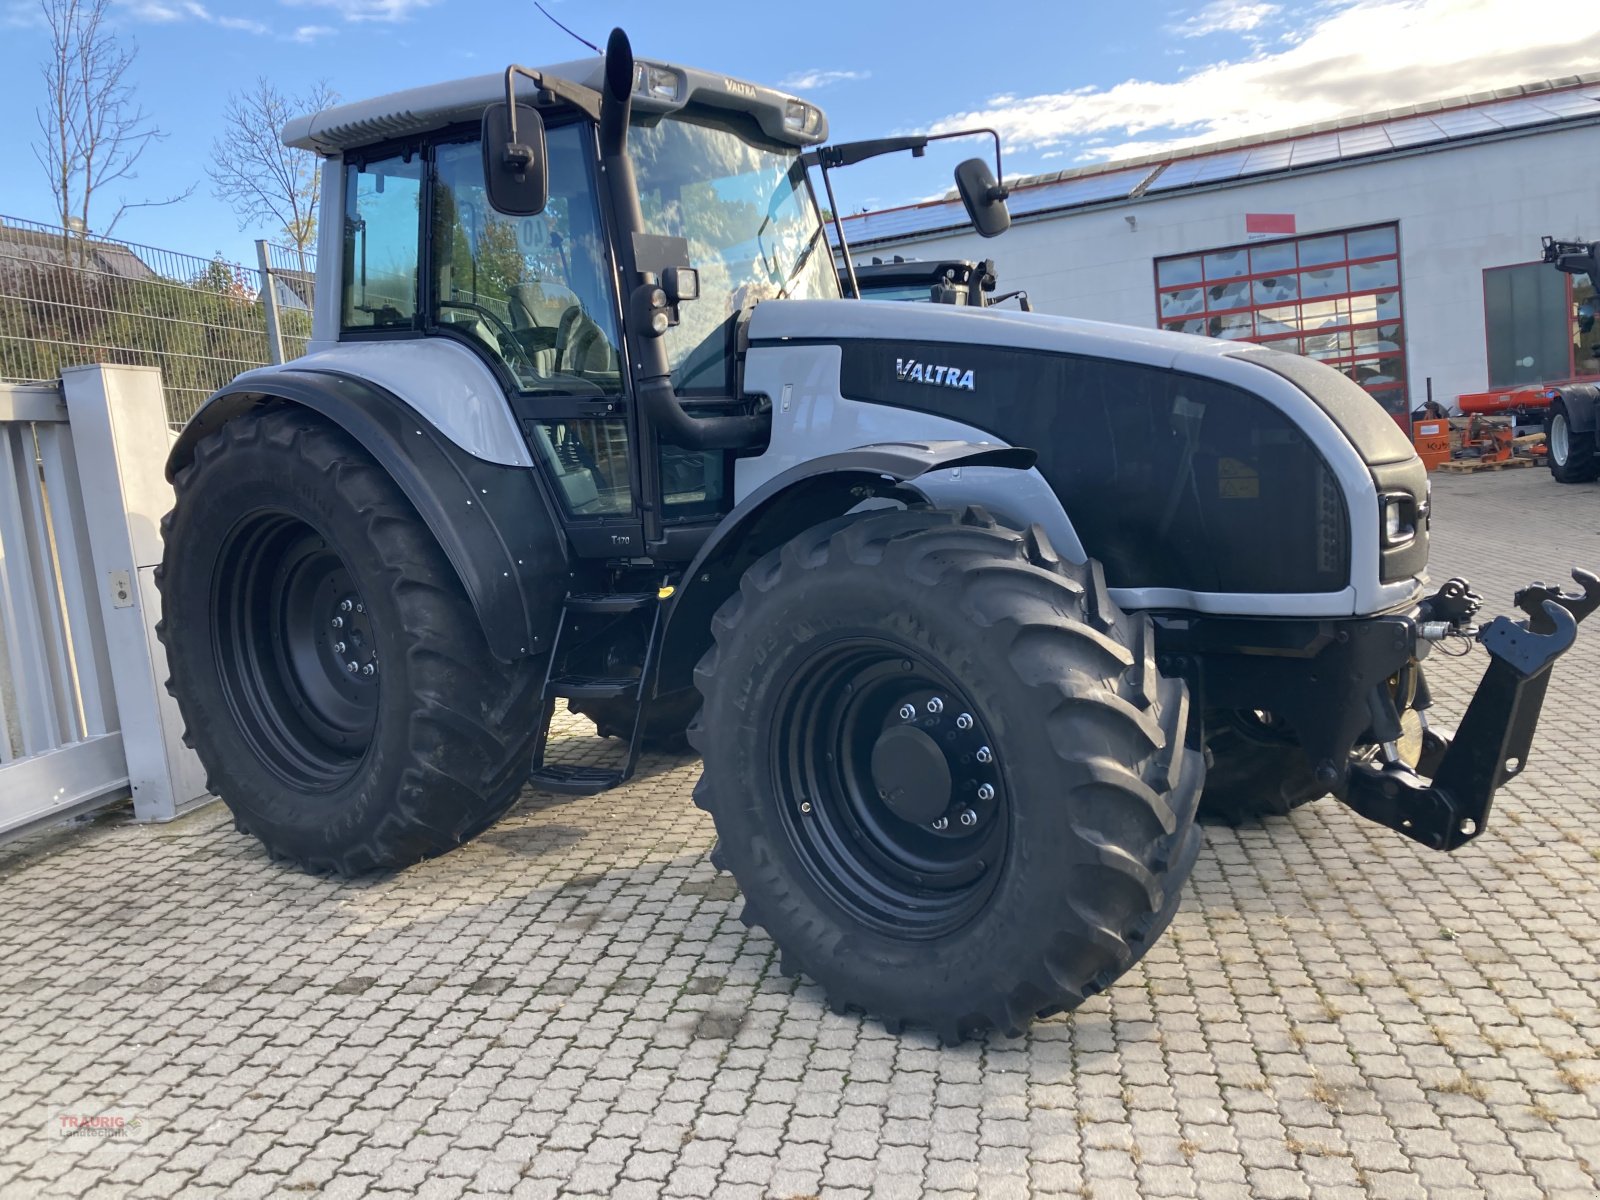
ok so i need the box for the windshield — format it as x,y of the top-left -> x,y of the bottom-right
631,112 -> 839,393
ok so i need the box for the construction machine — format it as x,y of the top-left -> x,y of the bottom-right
1539,235 -> 1600,482
156,30 -> 1596,1040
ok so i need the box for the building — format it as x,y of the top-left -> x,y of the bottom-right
835,76 -> 1600,418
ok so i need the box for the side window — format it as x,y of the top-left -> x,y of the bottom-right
341,152 -> 423,331
430,126 -> 623,396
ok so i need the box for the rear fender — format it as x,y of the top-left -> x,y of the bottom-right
1553,383 -> 1600,434
167,368 -> 568,663
655,440 -> 1040,696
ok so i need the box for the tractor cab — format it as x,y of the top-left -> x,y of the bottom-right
847,256 -> 1032,311
281,37 -> 1007,568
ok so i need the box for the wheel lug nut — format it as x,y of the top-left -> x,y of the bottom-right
976,746 -> 992,764
355,603 -> 364,614
931,816 -> 949,831
956,713 -> 973,730
926,697 -> 943,714
346,661 -> 359,674
339,598 -> 353,612
333,641 -> 346,654
362,663 -> 375,677
331,616 -> 344,629
976,783 -> 995,801
959,808 -> 978,826
899,704 -> 916,720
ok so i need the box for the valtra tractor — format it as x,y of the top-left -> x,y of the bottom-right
156,30 -> 1596,1040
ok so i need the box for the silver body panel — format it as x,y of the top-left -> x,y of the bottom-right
740,300 -> 1421,619
232,340 -> 534,468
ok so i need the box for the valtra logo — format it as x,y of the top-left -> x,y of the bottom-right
894,358 -> 975,391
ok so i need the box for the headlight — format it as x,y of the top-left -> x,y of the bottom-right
784,99 -> 822,137
633,63 -> 682,102
1382,494 -> 1416,546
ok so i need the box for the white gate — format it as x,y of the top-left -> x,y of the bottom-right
0,367 -> 210,840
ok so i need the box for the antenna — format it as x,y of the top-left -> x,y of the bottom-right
534,2 -> 601,53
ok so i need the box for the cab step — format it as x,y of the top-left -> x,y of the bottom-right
546,674 -> 638,701
527,587 -> 668,796
563,591 -> 656,614
526,763 -> 627,796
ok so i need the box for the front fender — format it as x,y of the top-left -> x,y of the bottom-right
168,368 -> 567,663
655,440 -> 1036,696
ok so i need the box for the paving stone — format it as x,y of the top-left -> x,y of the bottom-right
3,471 -> 1600,1200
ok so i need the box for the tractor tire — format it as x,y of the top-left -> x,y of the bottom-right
1198,709 -> 1325,822
156,407 -> 542,875
690,507 -> 1205,1041
569,690 -> 699,753
1547,400 -> 1599,484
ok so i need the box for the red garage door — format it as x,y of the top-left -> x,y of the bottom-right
1155,224 -> 1407,421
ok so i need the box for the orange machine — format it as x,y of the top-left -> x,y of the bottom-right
1457,385 -> 1557,416
1459,414 -> 1515,463
1412,418 -> 1451,470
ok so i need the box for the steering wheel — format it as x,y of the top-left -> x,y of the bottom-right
438,299 -> 543,374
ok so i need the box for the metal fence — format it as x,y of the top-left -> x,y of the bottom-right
0,214 -> 317,426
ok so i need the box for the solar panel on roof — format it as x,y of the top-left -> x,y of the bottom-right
1241,142 -> 1294,172
1488,98 -> 1560,128
1379,117 -> 1443,147
1289,134 -> 1342,167
1431,108 -> 1501,135
1527,89 -> 1600,117
1184,150 -> 1252,186
1336,126 -> 1394,155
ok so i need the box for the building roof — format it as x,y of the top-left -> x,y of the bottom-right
837,74 -> 1600,247
0,219 -> 159,280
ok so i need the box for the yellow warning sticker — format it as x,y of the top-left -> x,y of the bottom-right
1217,457 -> 1259,499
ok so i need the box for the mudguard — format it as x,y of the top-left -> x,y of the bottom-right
655,440 -> 1036,695
167,368 -> 568,663
1553,383 -> 1600,433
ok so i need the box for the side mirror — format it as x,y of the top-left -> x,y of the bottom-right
955,157 -> 1011,239
481,101 -> 548,216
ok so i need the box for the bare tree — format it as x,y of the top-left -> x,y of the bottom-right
33,0 -> 192,251
208,79 -> 338,268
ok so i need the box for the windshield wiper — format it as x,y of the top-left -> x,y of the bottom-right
774,226 -> 826,300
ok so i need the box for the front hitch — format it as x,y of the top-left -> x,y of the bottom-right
1341,569 -> 1600,851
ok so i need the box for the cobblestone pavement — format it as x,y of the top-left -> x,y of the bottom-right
3,467 -> 1600,1200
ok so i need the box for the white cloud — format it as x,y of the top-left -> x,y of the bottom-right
928,0 -> 1600,164
117,0 -> 268,32
1172,0 -> 1281,37
290,22 -> 336,41
281,0 -> 437,22
779,68 -> 871,91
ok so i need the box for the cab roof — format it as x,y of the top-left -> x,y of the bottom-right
282,55 -> 829,156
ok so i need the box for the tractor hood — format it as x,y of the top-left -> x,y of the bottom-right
745,298 -> 1417,470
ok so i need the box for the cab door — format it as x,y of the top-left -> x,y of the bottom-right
426,120 -> 645,558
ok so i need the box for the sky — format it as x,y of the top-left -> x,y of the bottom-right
1,0 -> 1596,266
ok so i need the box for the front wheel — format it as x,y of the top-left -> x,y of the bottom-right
1548,401 -> 1599,484
690,508 -> 1205,1041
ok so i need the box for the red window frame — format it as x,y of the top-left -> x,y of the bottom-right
1153,223 -> 1407,417
1478,260 -> 1600,389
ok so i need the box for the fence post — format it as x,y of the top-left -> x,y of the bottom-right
257,239 -> 286,366
59,364 -> 211,823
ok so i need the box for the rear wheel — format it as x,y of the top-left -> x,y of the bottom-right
1199,709 -> 1325,821
569,690 -> 699,753
691,508 -> 1205,1040
157,408 -> 542,874
1548,401 -> 1599,483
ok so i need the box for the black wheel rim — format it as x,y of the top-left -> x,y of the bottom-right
212,511 -> 380,791
772,639 -> 1008,939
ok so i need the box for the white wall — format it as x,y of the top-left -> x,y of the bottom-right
847,124 -> 1598,409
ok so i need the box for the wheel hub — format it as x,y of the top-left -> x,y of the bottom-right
772,643 -> 1009,938
870,725 -> 951,824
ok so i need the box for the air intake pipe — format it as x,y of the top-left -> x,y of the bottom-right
598,28 -> 767,451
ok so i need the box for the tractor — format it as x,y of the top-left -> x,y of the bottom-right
157,30 -> 1596,1041
1540,235 -> 1600,483
845,256 -> 1031,310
